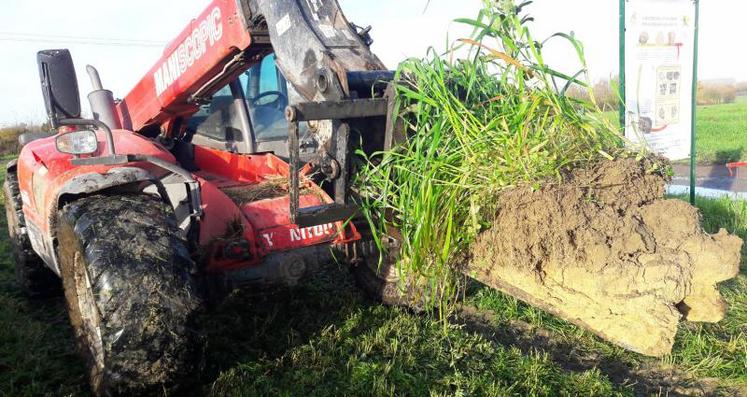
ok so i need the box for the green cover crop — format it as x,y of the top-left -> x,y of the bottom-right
355,0 -> 625,317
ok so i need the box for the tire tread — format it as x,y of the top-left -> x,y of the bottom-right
58,194 -> 202,396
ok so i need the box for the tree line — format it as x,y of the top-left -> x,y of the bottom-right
567,77 -> 747,110
0,123 -> 49,155
1,78 -> 745,155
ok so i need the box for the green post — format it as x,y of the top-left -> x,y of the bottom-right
619,0 -> 626,130
690,0 -> 700,205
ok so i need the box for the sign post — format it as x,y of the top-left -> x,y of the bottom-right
619,0 -> 700,204
689,0 -> 700,205
619,0 -> 627,130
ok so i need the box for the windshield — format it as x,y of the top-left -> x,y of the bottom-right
187,53 -> 307,147
239,54 -> 289,142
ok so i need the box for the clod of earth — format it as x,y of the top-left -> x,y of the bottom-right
466,157 -> 742,357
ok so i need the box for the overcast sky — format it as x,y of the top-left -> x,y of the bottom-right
0,0 -> 744,127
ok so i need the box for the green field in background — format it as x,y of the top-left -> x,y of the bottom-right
606,98 -> 747,164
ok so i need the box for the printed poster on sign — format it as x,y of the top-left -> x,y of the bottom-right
624,0 -> 696,160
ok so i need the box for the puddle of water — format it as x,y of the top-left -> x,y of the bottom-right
667,185 -> 747,200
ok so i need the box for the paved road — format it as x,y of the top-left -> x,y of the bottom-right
672,163 -> 747,193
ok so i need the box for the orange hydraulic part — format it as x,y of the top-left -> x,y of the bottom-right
117,0 -> 253,132
727,162 -> 747,177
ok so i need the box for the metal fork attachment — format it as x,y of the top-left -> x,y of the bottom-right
285,99 -> 388,228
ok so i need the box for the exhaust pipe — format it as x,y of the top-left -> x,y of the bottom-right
86,65 -> 122,130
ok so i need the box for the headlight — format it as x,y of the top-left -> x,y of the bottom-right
56,130 -> 99,155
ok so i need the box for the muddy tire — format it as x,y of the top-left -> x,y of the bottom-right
3,166 -> 60,297
353,257 -> 406,305
57,194 -> 202,396
352,254 -> 430,310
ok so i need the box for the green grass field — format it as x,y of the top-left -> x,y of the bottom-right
0,158 -> 745,396
697,99 -> 747,163
606,99 -> 747,164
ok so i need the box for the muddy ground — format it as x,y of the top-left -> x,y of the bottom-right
468,157 -> 743,357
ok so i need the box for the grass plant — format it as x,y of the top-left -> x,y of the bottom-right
355,0 -> 624,315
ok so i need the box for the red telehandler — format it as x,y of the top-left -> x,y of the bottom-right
5,0 -> 406,394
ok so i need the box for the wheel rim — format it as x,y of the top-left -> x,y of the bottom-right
73,251 -> 106,389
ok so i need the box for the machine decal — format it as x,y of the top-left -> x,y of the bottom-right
305,0 -> 322,21
276,14 -> 292,37
318,24 -> 336,39
289,223 -> 336,242
154,6 -> 224,96
261,232 -> 274,248
259,223 -> 338,252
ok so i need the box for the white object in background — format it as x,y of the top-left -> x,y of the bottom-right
624,0 -> 697,161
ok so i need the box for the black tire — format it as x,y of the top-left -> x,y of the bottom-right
3,165 -> 60,297
353,257 -> 407,305
57,194 -> 202,396
352,253 -> 429,310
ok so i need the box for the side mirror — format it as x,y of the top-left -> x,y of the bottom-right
37,49 -> 81,128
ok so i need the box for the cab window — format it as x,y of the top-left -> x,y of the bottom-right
185,84 -> 243,143
186,53 -> 308,153
259,55 -> 280,93
239,54 -> 289,142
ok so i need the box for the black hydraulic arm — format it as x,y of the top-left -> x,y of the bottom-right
238,0 -> 396,227
239,0 -> 386,102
